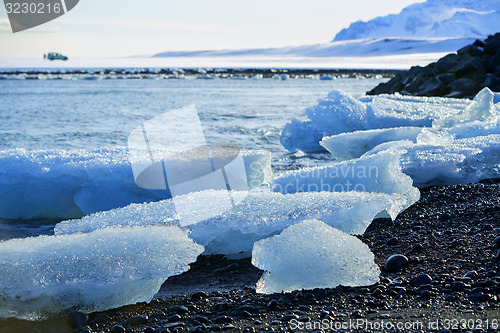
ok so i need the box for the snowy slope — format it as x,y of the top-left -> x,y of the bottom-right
334,0 -> 500,41
154,38 -> 474,58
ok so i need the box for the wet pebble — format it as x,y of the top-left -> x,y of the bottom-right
168,314 -> 182,323
214,316 -> 233,324
110,325 -> 126,333
280,314 -> 299,322
127,315 -> 148,326
451,281 -> 466,291
192,316 -> 210,324
413,243 -> 424,251
67,311 -> 88,328
411,274 -> 432,287
169,305 -> 189,314
384,254 -> 409,272
469,292 -> 494,302
387,237 -> 398,245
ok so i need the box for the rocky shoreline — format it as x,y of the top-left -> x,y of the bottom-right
0,68 -> 399,81
368,33 -> 500,98
1,179 -> 499,333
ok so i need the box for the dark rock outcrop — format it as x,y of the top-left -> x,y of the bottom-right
368,33 -> 500,98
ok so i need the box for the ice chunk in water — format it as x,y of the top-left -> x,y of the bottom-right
272,150 -> 420,217
280,90 -> 469,153
0,226 -> 203,320
320,127 -> 423,161
251,219 -> 380,294
281,90 -> 367,152
55,190 -> 405,255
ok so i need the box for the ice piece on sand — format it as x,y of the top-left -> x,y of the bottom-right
400,134 -> 500,187
280,90 -> 367,152
55,190 -> 405,256
320,127 -> 423,161
0,226 -> 203,320
0,148 -> 270,219
252,219 -> 380,294
433,88 -> 498,129
272,150 -> 420,217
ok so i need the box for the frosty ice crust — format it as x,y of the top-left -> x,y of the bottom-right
280,88 -> 495,153
55,190 -> 405,256
0,147 -> 271,220
251,219 -> 380,294
272,150 -> 421,216
0,226 -> 203,320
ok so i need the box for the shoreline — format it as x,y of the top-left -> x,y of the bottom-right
2,179 -> 499,332
0,68 -> 400,80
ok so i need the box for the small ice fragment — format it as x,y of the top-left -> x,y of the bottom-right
251,219 -> 380,294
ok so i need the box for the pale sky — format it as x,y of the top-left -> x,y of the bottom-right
0,0 -> 424,57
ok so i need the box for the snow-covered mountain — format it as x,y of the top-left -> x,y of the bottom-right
334,0 -> 500,41
154,0 -> 500,61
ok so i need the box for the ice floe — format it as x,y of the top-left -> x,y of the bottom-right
0,147 -> 270,219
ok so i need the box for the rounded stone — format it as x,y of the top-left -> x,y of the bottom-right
127,315 -> 148,326
384,254 -> 409,272
110,325 -> 126,333
67,311 -> 88,328
411,274 -> 433,287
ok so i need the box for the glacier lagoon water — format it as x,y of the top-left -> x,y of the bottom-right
0,78 -> 384,240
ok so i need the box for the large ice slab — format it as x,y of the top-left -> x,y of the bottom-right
272,150 -> 420,217
55,190 -> 405,255
280,90 -> 367,152
320,127 -> 423,161
251,219 -> 380,294
0,226 -> 203,320
0,147 -> 271,219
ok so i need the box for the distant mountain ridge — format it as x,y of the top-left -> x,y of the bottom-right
154,0 -> 500,59
334,0 -> 500,41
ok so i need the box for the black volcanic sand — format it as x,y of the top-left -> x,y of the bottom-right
1,180 -> 499,333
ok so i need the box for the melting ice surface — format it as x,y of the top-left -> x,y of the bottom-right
55,190 -> 405,256
272,150 -> 420,215
251,219 -> 380,294
0,147 -> 271,219
0,226 -> 203,320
